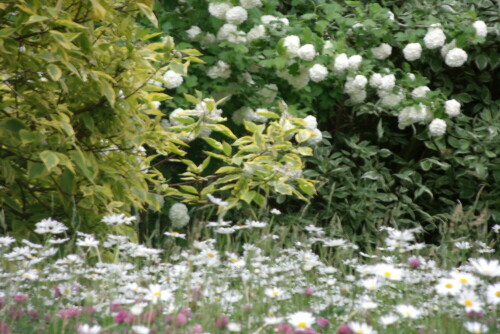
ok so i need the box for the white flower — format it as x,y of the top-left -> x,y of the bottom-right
144,284 -> 172,304
472,20 -> 488,38
440,39 -> 456,58
297,44 -> 316,61
247,25 -> 266,42
76,235 -> 99,247
345,75 -> 367,92
101,213 -> 136,226
348,90 -> 367,104
34,218 -> 68,235
333,53 -> 349,72
403,43 -> 422,61
486,282 -> 500,305
207,60 -> 231,79
208,2 -> 232,19
457,291 -> 483,312
369,73 -> 383,88
305,128 -> 323,146
435,277 -> 461,295
379,74 -> 396,91
240,0 -> 262,9
469,258 -> 500,276
270,208 -> 281,215
424,27 -> 446,49
228,322 -> 242,332
380,92 -> 403,107
283,35 -> 301,55
374,263 -> 403,280
207,194 -> 229,207
464,322 -> 488,334
279,66 -> 310,89
288,311 -> 315,329
348,322 -> 377,334
163,70 -> 183,89
217,23 -> 246,43
303,115 -> 318,130
429,118 -> 447,136
258,84 -> 278,103
411,86 -> 430,99
396,304 -> 422,319
371,43 -> 392,60
131,325 -> 150,334
348,55 -> 362,70
379,314 -> 398,326
164,231 -> 186,239
78,324 -> 102,334
186,25 -> 201,39
445,48 -> 468,67
168,203 -> 189,228
225,6 -> 247,25
323,40 -> 334,52
445,99 -> 461,117
308,64 -> 328,82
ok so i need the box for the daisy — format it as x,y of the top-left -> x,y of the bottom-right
348,322 -> 377,334
78,324 -> 102,334
457,291 -> 483,312
361,277 -> 383,291
207,194 -> 229,206
395,304 -> 422,319
164,231 -> 186,239
374,263 -> 403,281
435,278 -> 461,295
76,235 -> 99,247
34,218 -> 68,234
101,213 -> 136,226
450,271 -> 477,287
469,258 -> 500,277
485,282 -> 500,305
464,322 -> 488,334
288,311 -> 315,329
144,284 -> 172,304
265,287 -> 286,299
380,314 -> 398,326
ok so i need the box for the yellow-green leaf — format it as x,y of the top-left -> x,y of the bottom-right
90,0 -> 106,19
137,3 -> 158,28
40,150 -> 60,172
25,15 -> 49,25
99,80 -> 115,107
47,64 -> 62,81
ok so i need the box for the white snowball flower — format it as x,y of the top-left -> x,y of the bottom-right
283,35 -> 301,55
240,0 -> 262,9
305,128 -> 323,146
303,115 -> 318,130
380,92 -> 404,107
208,2 -> 232,19
186,25 -> 201,39
445,48 -> 468,67
403,43 -> 422,61
345,75 -> 367,91
348,55 -> 362,70
247,25 -> 266,41
349,90 -> 367,103
424,27 -> 446,49
369,73 -> 383,88
225,6 -> 248,25
379,74 -> 396,91
308,64 -> 328,82
371,43 -> 392,60
163,70 -> 183,89
445,99 -> 461,117
169,108 -> 185,125
472,20 -> 488,38
429,118 -> 447,136
280,67 -> 310,89
407,73 -> 416,81
207,60 -> 231,79
169,203 -> 190,228
333,53 -> 349,72
297,44 -> 316,61
323,40 -> 334,52
411,86 -> 430,99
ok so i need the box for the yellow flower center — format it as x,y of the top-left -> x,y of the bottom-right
207,253 -> 215,258
172,232 -> 178,235
231,258 -> 238,262
356,330 -> 364,334
153,291 -> 161,297
495,291 -> 500,297
459,278 -> 468,284
384,271 -> 392,277
297,322 -> 307,328
464,299 -> 473,307
272,291 -> 279,296
474,330 -> 481,334
445,283 -> 453,288
369,285 -> 376,290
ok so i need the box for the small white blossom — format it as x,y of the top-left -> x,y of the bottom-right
371,43 -> 392,60
445,48 -> 468,67
168,203 -> 190,228
429,118 -> 447,136
472,20 -> 488,38
208,2 -> 232,19
297,44 -> 316,61
348,55 -> 362,70
424,27 -> 446,49
308,64 -> 328,82
225,6 -> 247,25
411,86 -> 430,99
240,0 -> 262,9
163,70 -> 183,89
445,99 -> 461,117
247,25 -> 266,41
283,35 -> 301,55
333,53 -> 349,72
403,43 -> 422,61
186,25 -> 201,39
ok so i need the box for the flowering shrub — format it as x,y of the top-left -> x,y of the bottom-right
155,0 -> 500,232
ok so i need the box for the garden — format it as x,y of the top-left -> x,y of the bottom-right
0,0 -> 498,333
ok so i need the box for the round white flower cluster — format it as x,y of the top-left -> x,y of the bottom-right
429,118 -> 447,136
444,99 -> 461,117
247,24 -> 266,42
472,20 -> 488,38
261,15 -> 289,27
208,2 -> 232,19
297,44 -> 316,61
424,27 -> 446,49
186,25 -> 201,39
331,53 -> 362,72
283,35 -> 301,56
345,75 -> 368,103
207,60 -> 232,79
403,43 -> 422,62
217,23 -> 246,43
411,86 -> 430,99
379,91 -> 404,107
370,73 -> 395,91
398,104 -> 432,128
163,70 -> 183,89
302,115 -> 323,146
169,203 -> 190,228
371,43 -> 392,60
445,48 -> 467,67
232,107 -> 268,125
225,6 -> 247,25
308,64 -> 328,82
240,0 -> 262,9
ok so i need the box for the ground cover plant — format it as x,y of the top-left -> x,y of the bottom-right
0,0 -> 499,333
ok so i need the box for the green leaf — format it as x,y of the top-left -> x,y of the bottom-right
475,54 -> 488,70
47,64 -> 62,81
179,185 -> 198,195
137,3 -> 158,28
25,15 -> 49,25
99,80 -> 115,107
202,137 -> 224,151
296,178 -> 315,196
40,151 -> 60,172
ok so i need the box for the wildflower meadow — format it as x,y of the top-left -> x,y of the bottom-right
0,0 -> 499,333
